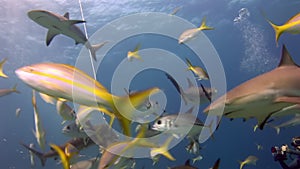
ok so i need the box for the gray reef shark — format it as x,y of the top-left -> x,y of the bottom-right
204,45 -> 300,130
27,9 -> 106,61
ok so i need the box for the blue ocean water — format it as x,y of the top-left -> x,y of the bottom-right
1,0 -> 300,168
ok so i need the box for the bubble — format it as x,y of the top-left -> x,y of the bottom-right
234,8 -> 250,24
234,9 -> 276,73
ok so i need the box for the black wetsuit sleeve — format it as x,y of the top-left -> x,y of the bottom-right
279,160 -> 290,169
287,159 -> 300,169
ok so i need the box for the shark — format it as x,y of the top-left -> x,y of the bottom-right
204,45 -> 300,130
27,9 -> 105,61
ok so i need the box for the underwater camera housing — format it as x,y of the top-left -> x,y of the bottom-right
271,145 -> 288,161
271,144 -> 300,161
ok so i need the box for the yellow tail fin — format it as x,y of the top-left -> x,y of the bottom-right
239,161 -> 245,169
128,43 -> 143,61
0,58 -> 8,78
113,87 -> 161,136
185,58 -> 193,70
267,19 -> 282,46
150,136 -> 175,161
12,84 -> 20,94
199,17 -> 214,31
50,143 -> 70,169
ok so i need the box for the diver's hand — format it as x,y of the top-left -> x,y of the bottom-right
274,153 -> 287,161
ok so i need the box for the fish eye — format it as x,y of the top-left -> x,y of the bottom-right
157,120 -> 161,125
66,126 -> 70,130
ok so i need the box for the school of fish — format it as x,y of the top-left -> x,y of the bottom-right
1,4 -> 300,169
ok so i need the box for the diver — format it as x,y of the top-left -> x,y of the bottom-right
272,136 -> 300,169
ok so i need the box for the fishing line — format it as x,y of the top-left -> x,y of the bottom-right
78,0 -> 97,79
78,0 -> 106,120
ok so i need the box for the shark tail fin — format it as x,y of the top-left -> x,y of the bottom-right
89,41 -> 108,61
20,142 -> 47,166
12,84 -> 20,94
199,17 -> 214,31
0,58 -> 8,78
150,136 -> 175,161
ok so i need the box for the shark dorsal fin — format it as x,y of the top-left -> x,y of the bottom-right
278,45 -> 298,67
63,12 -> 69,19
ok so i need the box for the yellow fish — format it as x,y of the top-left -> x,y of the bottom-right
98,125 -> 175,169
267,12 -> 300,46
0,58 -> 8,78
178,17 -> 214,44
15,62 -> 160,136
239,155 -> 258,169
32,90 -> 46,151
50,143 -> 79,169
186,58 -> 209,80
127,44 -> 143,61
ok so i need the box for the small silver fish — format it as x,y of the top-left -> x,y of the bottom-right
62,122 -> 88,139
15,108 -> 21,118
29,143 -> 35,168
56,100 -> 76,124
152,107 -> 205,140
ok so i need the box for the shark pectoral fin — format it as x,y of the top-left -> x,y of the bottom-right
46,30 -> 59,46
257,112 -> 274,130
66,20 -> 86,25
275,96 -> 300,104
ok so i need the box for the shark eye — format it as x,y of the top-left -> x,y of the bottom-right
157,120 -> 161,125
